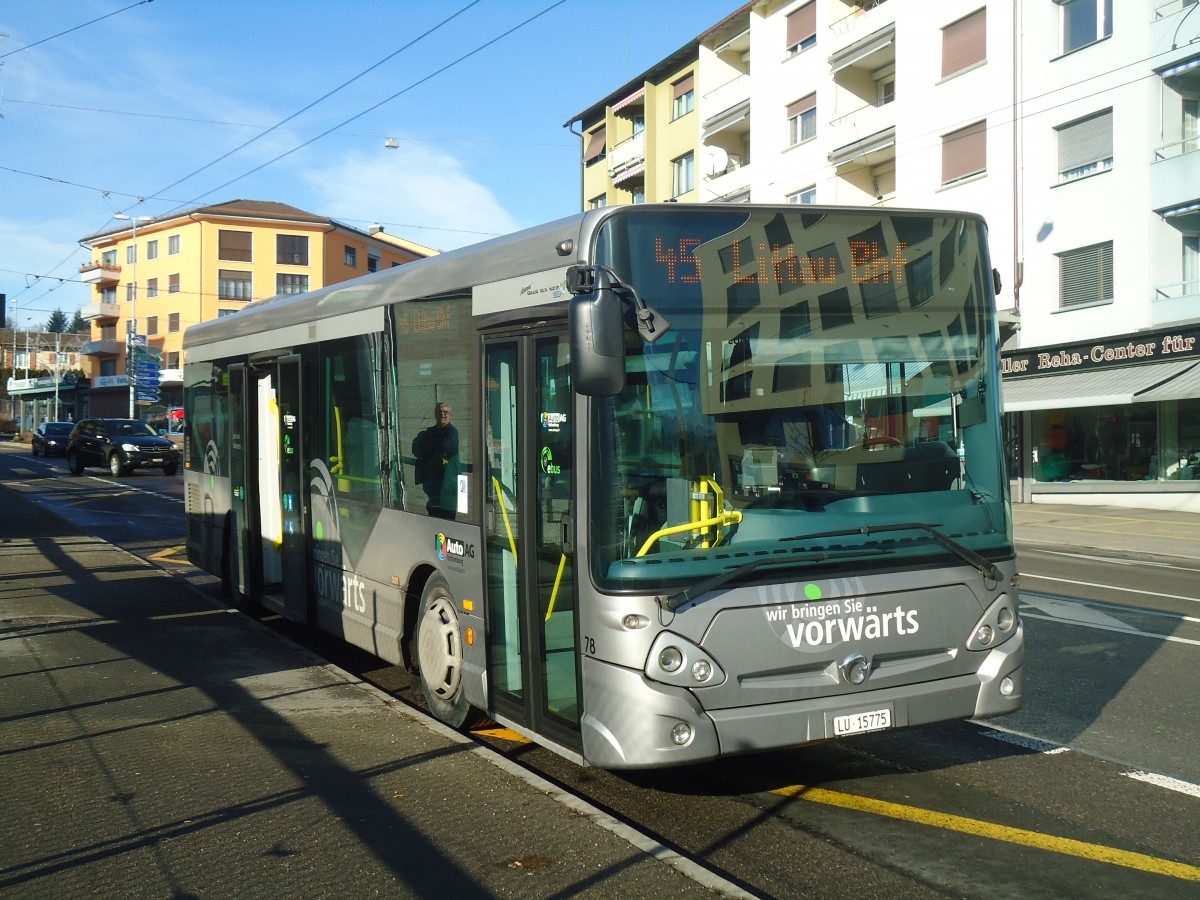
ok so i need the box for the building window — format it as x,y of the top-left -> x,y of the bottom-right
941,8 -> 986,79
277,273 -> 310,295
1058,0 -> 1112,56
788,186 -> 817,204
785,3 -> 816,56
583,126 -> 606,166
1056,109 -> 1113,182
146,316 -> 159,336
673,152 -> 695,197
276,234 -> 309,265
218,269 -> 253,301
168,273 -> 180,294
368,252 -> 380,273
146,278 -> 158,298
168,235 -> 180,255
941,120 -> 986,185
168,313 -> 180,333
146,239 -> 158,260
126,244 -> 137,265
672,74 -> 695,120
218,229 -> 252,262
875,66 -> 896,106
344,245 -> 357,267
788,94 -> 817,145
1058,241 -> 1113,308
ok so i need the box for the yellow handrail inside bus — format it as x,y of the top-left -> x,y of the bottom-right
492,476 -> 518,566
635,476 -> 742,558
545,553 -> 567,622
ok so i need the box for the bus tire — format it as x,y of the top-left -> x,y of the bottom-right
416,574 -> 485,729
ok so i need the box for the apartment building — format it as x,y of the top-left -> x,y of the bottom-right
77,200 -> 435,422
566,0 -> 1200,510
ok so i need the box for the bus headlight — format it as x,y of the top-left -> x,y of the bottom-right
968,595 -> 1020,651
645,633 -> 726,688
659,646 -> 683,673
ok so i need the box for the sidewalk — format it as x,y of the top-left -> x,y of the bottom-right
1011,501 -> 1200,562
0,487 -> 742,899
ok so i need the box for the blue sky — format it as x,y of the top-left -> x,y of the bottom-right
1,0 -> 735,327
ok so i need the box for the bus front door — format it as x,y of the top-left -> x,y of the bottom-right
484,333 -> 581,752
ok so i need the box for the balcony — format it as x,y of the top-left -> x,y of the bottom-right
78,261 -> 121,285
828,101 -> 896,171
1152,280 -> 1200,327
827,1 -> 894,49
703,151 -> 751,202
1150,141 -> 1200,226
703,74 -> 750,138
80,340 -> 124,357
82,302 -> 121,322
608,131 -> 646,181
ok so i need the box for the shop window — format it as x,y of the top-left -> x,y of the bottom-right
1032,404 -> 1157,483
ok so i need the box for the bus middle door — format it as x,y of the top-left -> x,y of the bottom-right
483,332 -> 581,753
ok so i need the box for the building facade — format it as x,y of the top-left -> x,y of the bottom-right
77,200 -> 435,423
566,0 -> 1200,511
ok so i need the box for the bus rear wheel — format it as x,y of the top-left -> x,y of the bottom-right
416,574 -> 485,729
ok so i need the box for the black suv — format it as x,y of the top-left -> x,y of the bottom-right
67,418 -> 180,476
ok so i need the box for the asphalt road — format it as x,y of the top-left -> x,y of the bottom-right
3,442 -> 1198,898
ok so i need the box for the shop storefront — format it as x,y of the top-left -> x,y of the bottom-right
1002,326 -> 1200,511
7,375 -> 84,431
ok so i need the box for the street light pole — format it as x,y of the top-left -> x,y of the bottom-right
114,213 -> 154,418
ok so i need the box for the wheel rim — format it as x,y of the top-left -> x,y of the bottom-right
417,595 -> 463,701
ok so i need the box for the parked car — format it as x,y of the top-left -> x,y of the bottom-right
32,421 -> 74,457
67,418 -> 180,476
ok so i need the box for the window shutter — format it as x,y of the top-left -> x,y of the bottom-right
786,3 -> 816,51
787,93 -> 816,120
941,120 -> 986,183
584,126 -> 606,163
1057,110 -> 1112,174
941,8 -> 986,78
1059,242 -> 1113,307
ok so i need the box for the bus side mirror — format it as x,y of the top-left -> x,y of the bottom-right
569,290 -> 625,396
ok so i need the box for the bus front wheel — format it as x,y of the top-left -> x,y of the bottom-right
416,574 -> 483,729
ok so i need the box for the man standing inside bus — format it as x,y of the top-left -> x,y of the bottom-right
413,402 -> 459,519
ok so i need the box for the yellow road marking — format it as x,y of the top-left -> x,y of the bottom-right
773,785 -> 1200,881
148,545 -> 189,565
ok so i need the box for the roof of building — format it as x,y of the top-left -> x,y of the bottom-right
80,200 -> 437,258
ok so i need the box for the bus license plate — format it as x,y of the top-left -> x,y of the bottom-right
833,708 -> 892,736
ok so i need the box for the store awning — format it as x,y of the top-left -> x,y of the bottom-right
1132,361 -> 1200,402
1002,359 -> 1198,412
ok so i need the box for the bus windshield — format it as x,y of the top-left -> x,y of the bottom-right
589,208 -> 1011,591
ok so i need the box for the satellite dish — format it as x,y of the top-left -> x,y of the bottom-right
704,145 -> 729,176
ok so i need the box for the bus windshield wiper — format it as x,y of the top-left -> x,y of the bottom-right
779,522 -> 1003,584
659,548 -> 892,612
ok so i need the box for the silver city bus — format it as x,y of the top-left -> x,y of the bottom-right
183,204 -> 1023,768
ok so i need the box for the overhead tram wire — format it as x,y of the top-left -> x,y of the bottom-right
144,0 -> 484,208
0,0 -> 155,60
160,0 -> 569,214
